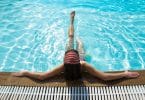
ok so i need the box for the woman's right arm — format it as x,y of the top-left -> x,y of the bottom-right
81,62 -> 140,81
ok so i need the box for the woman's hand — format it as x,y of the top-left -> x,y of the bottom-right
124,71 -> 140,78
11,70 -> 28,77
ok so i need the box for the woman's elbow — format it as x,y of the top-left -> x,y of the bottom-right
100,75 -> 110,81
38,75 -> 46,81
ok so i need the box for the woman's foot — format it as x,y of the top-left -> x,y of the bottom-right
11,70 -> 28,77
124,71 -> 140,78
70,11 -> 75,19
70,11 -> 75,24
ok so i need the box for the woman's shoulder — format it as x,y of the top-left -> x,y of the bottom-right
80,61 -> 87,66
80,61 -> 87,72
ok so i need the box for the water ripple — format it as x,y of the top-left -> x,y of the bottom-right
0,0 -> 145,72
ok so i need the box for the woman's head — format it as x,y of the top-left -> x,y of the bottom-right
64,49 -> 80,64
63,49 -> 82,80
65,49 -> 79,55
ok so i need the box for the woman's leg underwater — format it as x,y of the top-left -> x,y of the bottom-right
66,11 -> 75,50
76,37 -> 85,61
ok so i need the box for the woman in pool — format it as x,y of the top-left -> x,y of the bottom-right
12,11 -> 140,81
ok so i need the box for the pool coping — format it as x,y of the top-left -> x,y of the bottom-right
0,70 -> 145,87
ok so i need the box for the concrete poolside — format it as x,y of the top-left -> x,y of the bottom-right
0,70 -> 145,100
0,70 -> 145,86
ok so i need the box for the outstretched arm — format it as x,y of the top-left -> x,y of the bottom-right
82,62 -> 140,81
12,64 -> 64,80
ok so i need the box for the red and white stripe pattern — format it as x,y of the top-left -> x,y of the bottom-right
64,51 -> 80,64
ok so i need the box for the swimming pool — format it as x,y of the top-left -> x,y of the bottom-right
0,0 -> 145,72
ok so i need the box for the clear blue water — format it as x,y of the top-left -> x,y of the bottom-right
0,0 -> 145,72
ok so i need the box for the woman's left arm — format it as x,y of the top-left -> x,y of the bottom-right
12,64 -> 64,80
